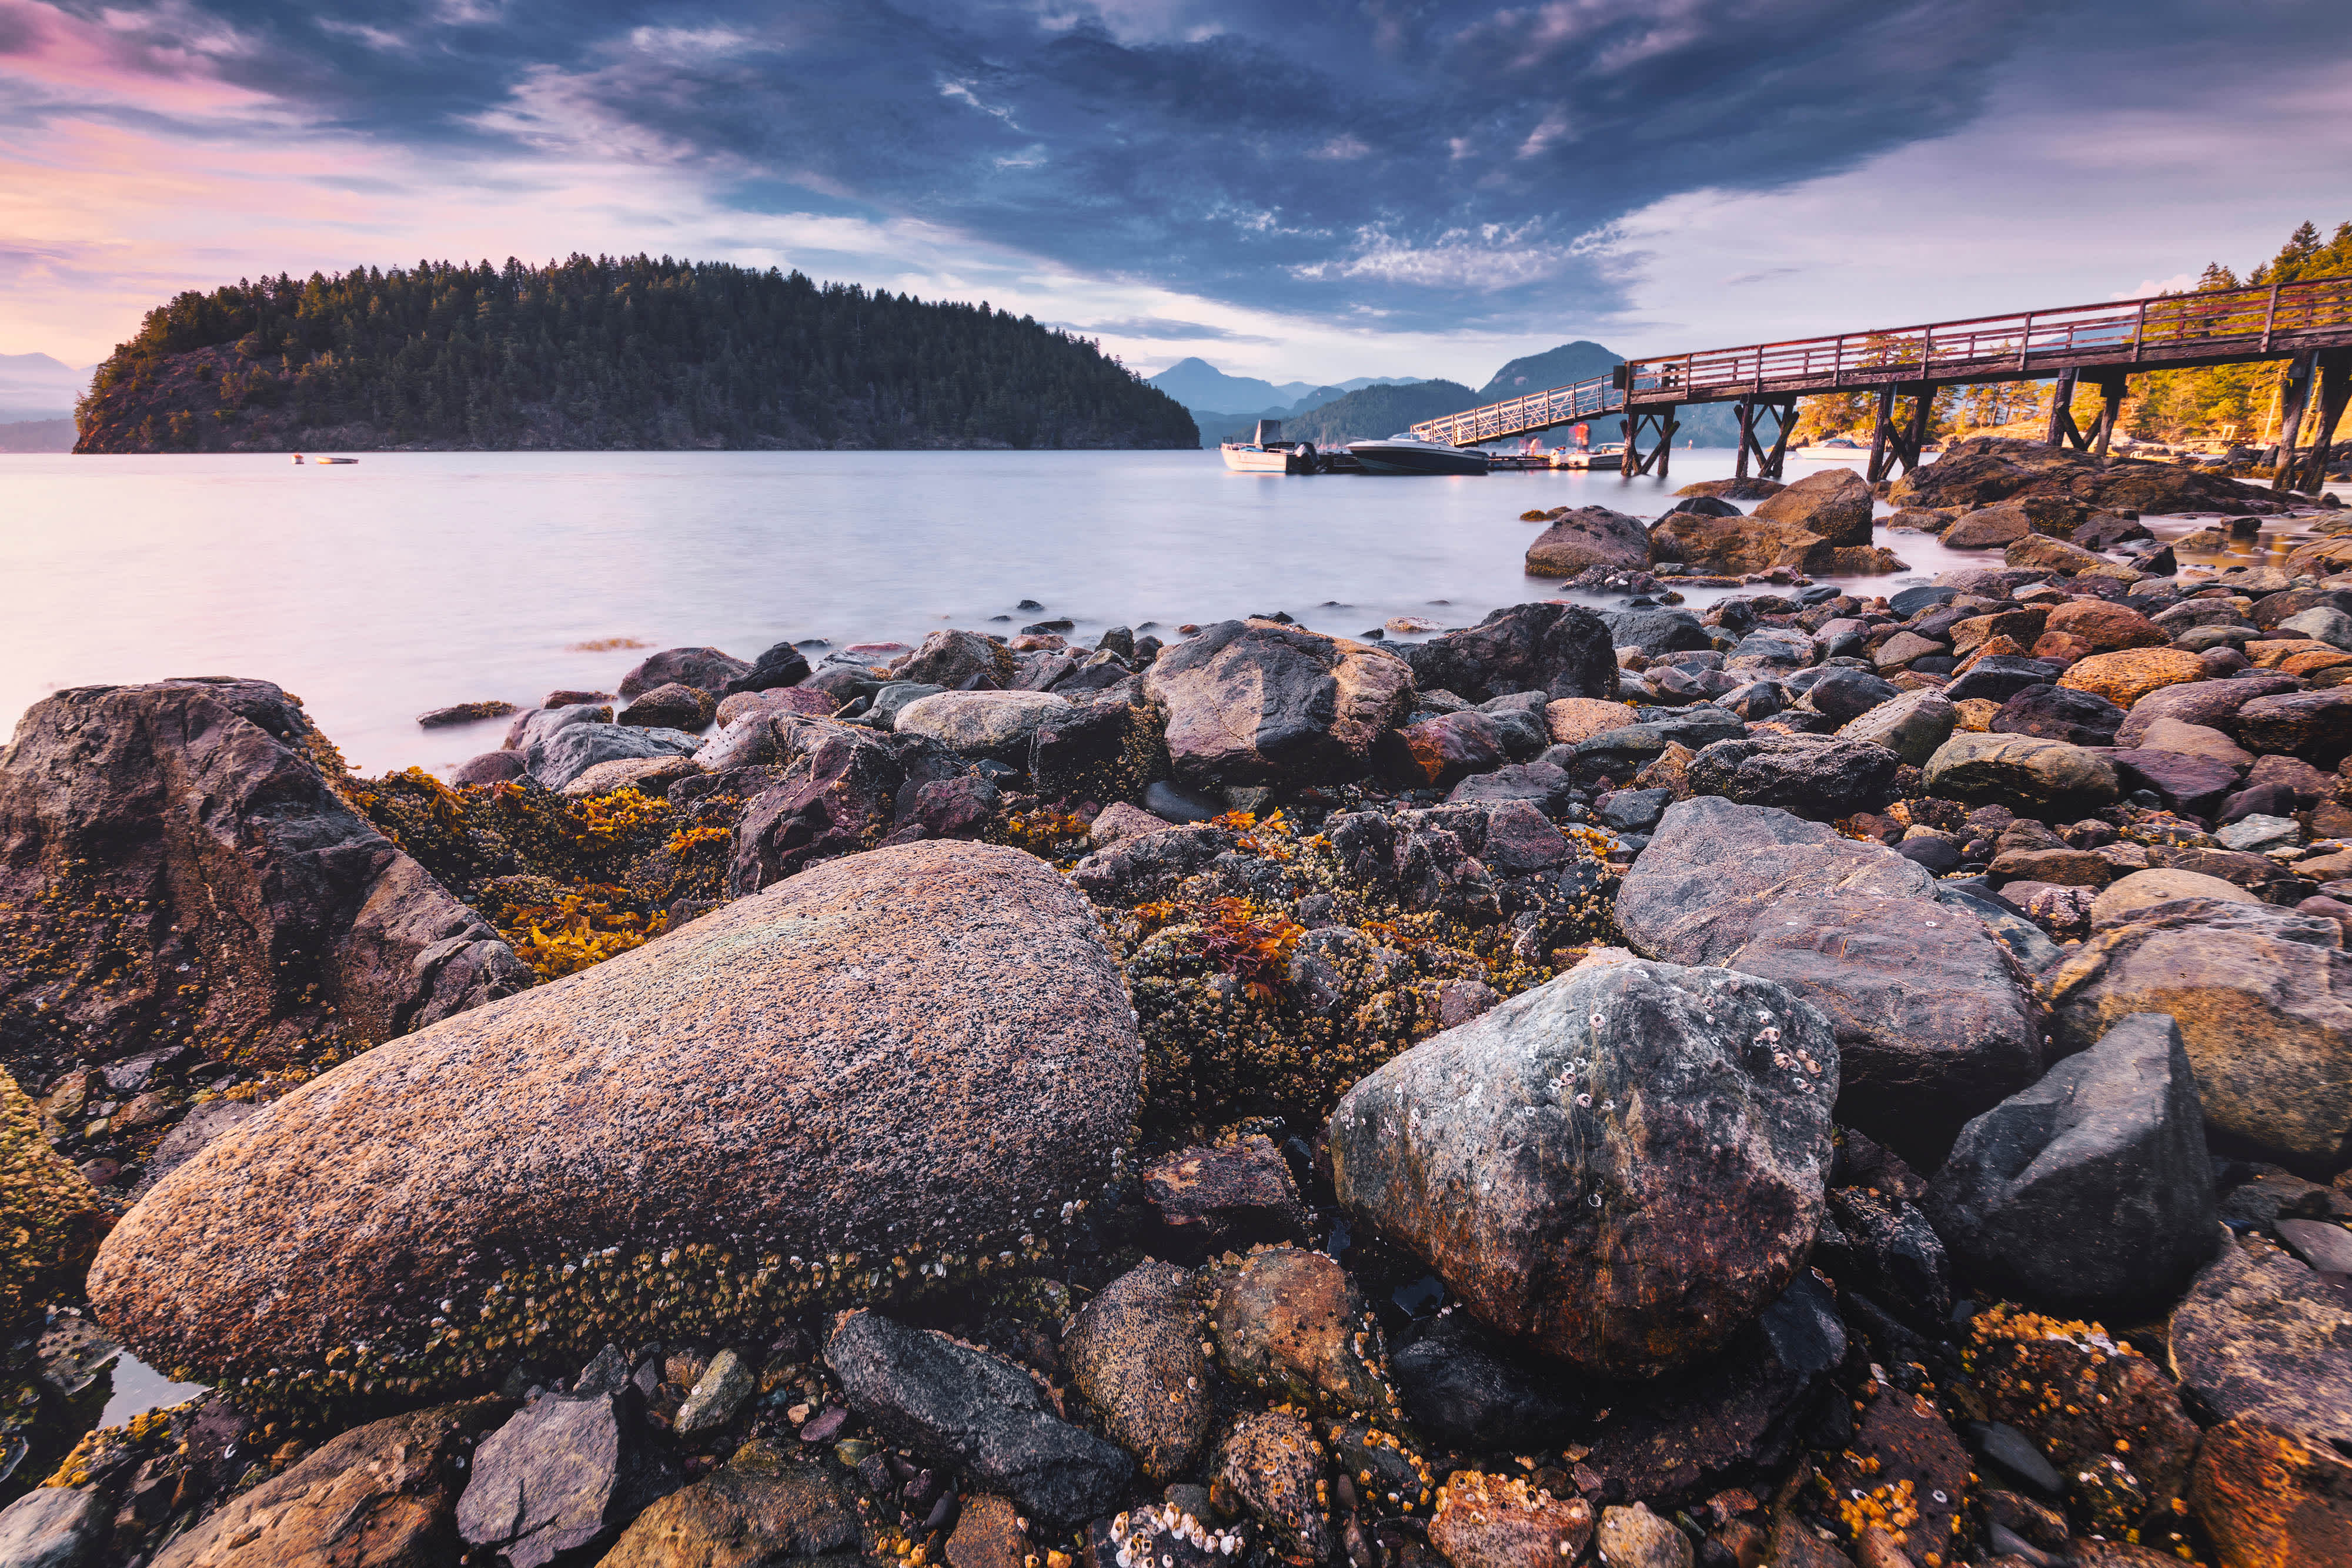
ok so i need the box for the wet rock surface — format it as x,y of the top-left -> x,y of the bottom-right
1329,958 -> 1837,1377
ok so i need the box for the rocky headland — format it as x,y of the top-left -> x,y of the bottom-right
4,434 -> 2352,1568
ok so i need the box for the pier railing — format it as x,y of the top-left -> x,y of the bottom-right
1412,272 -> 2352,447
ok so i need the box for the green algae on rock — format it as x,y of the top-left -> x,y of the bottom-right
85,840 -> 1141,1405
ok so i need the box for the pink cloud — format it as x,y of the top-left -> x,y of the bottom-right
0,0 -> 270,114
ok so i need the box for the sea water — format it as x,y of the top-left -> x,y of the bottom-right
0,446 -> 2294,775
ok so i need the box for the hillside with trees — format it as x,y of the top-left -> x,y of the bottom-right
1282,380 -> 1478,446
72,256 -> 1198,453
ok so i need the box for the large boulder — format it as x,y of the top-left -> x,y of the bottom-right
1599,608 -> 1713,660
826,1310 -> 1132,1524
88,841 -> 1142,1389
1926,1014 -> 2219,1307
619,647 -> 751,699
1891,435 -> 2278,516
1991,684 -> 2127,747
0,679 -> 528,1085
892,691 -> 1070,765
721,641 -> 815,697
1329,958 -> 1838,1377
2190,1417 -> 2352,1568
2046,899 -> 2352,1174
1615,797 -> 1930,965
2059,648 -> 2206,709
1524,507 -> 1652,576
1750,467 -> 1875,546
1684,735 -> 1902,821
2236,688 -> 2352,766
1398,602 -> 1621,703
1718,893 -> 2043,1167
1922,731 -> 2120,816
1145,619 -> 1413,790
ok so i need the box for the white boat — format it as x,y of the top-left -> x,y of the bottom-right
316,456 -> 359,464
1346,434 -> 1488,476
1221,419 -> 1318,474
1550,444 -> 1623,470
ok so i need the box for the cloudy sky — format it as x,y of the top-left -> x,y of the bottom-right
5,0 -> 2350,384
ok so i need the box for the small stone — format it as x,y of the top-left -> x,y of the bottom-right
1210,1412 -> 1329,1562
1064,1261 -> 1219,1483
674,1348 -> 756,1435
2189,1416 -> 2352,1568
1207,1246 -> 1393,1416
1596,1502 -> 1692,1568
1430,1472 -> 1595,1568
2216,813 -> 2299,852
599,1440 -> 862,1568
2275,1217 -> 2352,1273
2170,1240 -> 2352,1446
944,1494 -> 1028,1568
1142,1136 -> 1309,1259
457,1392 -> 680,1568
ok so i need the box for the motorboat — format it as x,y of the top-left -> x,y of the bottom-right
1220,419 -> 1319,474
1550,443 -> 1623,470
1345,434 -> 1488,476
316,456 -> 359,464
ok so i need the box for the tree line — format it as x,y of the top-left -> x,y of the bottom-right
75,255 -> 1200,452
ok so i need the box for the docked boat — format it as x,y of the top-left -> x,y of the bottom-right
1220,419 -> 1318,474
1345,434 -> 1488,476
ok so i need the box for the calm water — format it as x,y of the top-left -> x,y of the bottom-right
0,446 -> 2267,776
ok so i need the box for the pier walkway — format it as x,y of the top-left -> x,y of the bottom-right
1411,273 -> 2352,492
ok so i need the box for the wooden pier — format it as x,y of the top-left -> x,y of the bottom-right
1411,273 -> 2352,489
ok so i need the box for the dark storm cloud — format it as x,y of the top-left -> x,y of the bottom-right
21,0 -> 2352,329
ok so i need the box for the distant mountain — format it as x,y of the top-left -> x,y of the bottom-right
1282,380 -> 1479,447
1476,341 -> 1621,401
0,351 -> 94,422
1147,357 -> 1427,411
0,419 -> 75,453
75,258 -> 1198,453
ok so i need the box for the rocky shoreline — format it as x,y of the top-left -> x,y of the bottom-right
4,435 -> 2351,1568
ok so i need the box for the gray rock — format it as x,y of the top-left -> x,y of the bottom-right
1390,1309 -> 1581,1453
2113,673 -> 2299,745
1803,669 -> 1902,724
726,719 -> 904,893
867,681 -> 946,730
1399,601 -> 1622,703
826,1310 -> 1133,1524
457,1391 -> 680,1568
2276,1218 -> 2352,1274
506,701 -> 614,751
1927,1014 -> 2219,1306
2170,1240 -> 2352,1445
1720,892 -> 2043,1168
1922,731 -> 2120,817
673,1348 -> 755,1435
891,691 -> 1070,764
1328,957 -> 1838,1378
1145,619 -> 1413,790
0,1487 -> 105,1568
1934,881 -> 2063,974
2277,606 -> 2352,650
1601,608 -> 1714,659
2046,898 -> 2352,1173
1836,687 -> 1959,765
1685,734 -> 1902,821
897,630 -> 1015,691
1526,506 -> 1652,576
1616,797 -> 1930,966
522,721 -> 699,790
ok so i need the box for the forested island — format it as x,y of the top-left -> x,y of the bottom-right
71,255 -> 1200,453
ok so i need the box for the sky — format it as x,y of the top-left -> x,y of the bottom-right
5,0 -> 2352,387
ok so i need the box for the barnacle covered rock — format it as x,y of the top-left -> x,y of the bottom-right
0,1065 -> 106,1330
88,841 -> 1141,1400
